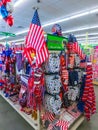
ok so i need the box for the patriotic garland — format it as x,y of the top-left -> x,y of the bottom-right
82,64 -> 96,120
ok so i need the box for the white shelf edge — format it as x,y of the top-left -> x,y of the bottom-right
0,92 -> 39,130
69,115 -> 85,130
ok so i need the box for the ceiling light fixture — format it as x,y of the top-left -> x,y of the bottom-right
63,25 -> 98,34
43,7 -> 98,27
14,0 -> 27,7
77,36 -> 98,41
9,38 -> 25,43
78,40 -> 98,44
16,29 -> 29,35
74,32 -> 98,37
0,6 -> 98,41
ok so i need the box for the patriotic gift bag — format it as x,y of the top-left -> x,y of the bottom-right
45,75 -> 61,95
45,94 -> 62,115
45,53 -> 60,73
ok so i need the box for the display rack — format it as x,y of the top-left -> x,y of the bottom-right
0,90 -> 85,130
0,34 -> 85,130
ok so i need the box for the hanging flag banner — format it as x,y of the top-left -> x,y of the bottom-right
47,34 -> 68,50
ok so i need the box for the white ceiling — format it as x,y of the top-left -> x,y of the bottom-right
0,0 -> 98,43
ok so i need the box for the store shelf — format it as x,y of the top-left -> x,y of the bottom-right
0,91 -> 85,130
69,115 -> 85,130
0,92 -> 40,130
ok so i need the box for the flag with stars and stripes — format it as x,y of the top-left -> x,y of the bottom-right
26,9 -> 49,66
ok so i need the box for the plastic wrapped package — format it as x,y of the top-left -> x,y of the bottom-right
45,94 -> 62,115
45,75 -> 61,95
44,53 -> 60,73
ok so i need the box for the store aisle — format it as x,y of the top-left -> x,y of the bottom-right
0,86 -> 98,130
0,97 -> 33,130
77,86 -> 98,130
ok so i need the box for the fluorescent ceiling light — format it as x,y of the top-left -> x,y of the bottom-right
43,7 -> 98,27
0,37 -> 6,40
9,38 -> 25,42
75,32 -> 98,37
78,41 -> 98,44
16,29 -> 29,35
77,36 -> 98,40
14,0 -> 26,7
63,25 -> 98,34
0,6 -> 98,41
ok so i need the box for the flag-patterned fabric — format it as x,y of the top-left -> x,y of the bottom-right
26,9 -> 49,66
82,64 -> 96,120
60,55 -> 68,91
67,42 -> 85,60
42,111 -> 55,122
56,120 -> 69,130
73,42 -> 85,60
48,120 -> 69,130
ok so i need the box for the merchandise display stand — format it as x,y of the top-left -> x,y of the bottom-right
0,90 -> 85,130
0,33 -> 95,130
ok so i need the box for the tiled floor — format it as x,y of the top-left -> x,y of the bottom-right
0,86 -> 98,130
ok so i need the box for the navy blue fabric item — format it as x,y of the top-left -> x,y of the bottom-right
26,63 -> 31,74
68,34 -> 77,43
3,49 -> 12,57
16,52 -> 23,72
77,75 -> 86,112
69,70 -> 78,86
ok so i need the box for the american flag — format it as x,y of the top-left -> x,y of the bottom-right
26,9 -> 49,66
56,120 -> 69,130
73,42 -> 86,60
42,111 -> 55,122
48,120 -> 69,130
